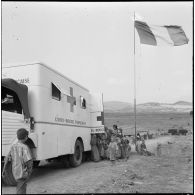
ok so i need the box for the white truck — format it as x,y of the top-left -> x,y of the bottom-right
2,62 -> 105,185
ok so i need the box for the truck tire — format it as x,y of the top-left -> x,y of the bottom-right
69,139 -> 83,167
2,161 -> 17,186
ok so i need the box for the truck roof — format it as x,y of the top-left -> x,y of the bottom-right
2,62 -> 89,92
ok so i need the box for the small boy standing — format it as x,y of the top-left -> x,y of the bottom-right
3,128 -> 33,194
108,136 -> 118,165
156,142 -> 162,157
124,136 -> 131,161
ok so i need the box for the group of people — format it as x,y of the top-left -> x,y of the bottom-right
91,124 -> 131,165
2,126 -> 154,194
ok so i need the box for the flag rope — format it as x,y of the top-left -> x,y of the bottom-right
133,11 -> 137,146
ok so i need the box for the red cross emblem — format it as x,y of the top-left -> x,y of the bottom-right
67,87 -> 76,112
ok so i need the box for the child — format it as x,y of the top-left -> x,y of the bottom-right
108,136 -> 118,165
115,136 -> 122,159
124,136 -> 131,161
156,142 -> 162,157
140,138 -> 147,155
136,139 -> 142,154
2,128 -> 33,194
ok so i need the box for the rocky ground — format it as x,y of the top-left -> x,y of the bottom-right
2,135 -> 193,194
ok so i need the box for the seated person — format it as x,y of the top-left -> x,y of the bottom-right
140,138 -> 154,156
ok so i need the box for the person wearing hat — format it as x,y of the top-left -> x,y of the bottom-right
2,128 -> 33,194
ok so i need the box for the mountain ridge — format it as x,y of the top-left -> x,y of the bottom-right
103,101 -> 192,113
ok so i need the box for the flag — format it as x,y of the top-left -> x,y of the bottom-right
134,20 -> 189,46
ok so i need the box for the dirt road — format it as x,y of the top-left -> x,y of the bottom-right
2,135 -> 193,194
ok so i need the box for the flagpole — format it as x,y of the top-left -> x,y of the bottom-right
102,93 -> 105,125
133,12 -> 137,147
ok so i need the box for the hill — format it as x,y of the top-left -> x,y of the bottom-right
104,101 -> 192,113
103,101 -> 133,112
173,101 -> 192,106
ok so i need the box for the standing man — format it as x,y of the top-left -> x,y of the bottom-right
2,128 -> 33,194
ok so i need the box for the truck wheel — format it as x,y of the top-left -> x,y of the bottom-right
69,139 -> 83,167
2,161 -> 17,186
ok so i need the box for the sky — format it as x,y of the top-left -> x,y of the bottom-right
2,2 -> 193,104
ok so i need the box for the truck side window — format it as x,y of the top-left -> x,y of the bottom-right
51,83 -> 61,101
2,87 -> 22,114
80,96 -> 86,109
